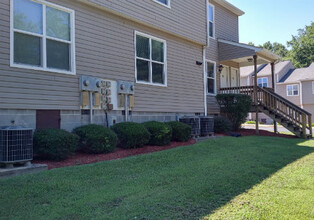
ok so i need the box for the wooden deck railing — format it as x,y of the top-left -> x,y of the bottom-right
219,86 -> 313,138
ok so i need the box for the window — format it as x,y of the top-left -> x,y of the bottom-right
206,60 -> 216,94
152,0 -> 170,7
11,0 -> 75,74
312,81 -> 314,94
135,32 -> 167,86
257,77 -> 268,88
208,3 -> 215,39
287,84 -> 299,96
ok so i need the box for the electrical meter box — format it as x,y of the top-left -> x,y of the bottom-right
117,81 -> 135,95
80,76 -> 102,93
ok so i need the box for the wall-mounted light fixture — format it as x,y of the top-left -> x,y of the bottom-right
218,64 -> 224,73
247,58 -> 253,63
196,61 -> 203,66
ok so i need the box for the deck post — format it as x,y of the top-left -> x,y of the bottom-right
253,55 -> 259,135
302,114 -> 307,139
271,62 -> 278,133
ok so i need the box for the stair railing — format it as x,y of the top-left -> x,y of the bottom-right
219,86 -> 312,138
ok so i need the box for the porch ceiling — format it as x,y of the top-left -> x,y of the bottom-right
218,39 -> 280,67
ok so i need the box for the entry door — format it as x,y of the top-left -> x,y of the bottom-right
220,66 -> 229,88
230,68 -> 239,87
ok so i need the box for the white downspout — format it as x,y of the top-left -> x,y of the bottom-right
299,81 -> 303,108
203,46 -> 207,116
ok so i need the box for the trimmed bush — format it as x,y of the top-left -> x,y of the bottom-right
111,122 -> 150,149
33,129 -> 78,161
245,121 -> 258,124
216,94 -> 252,131
143,121 -> 172,146
214,116 -> 232,133
166,121 -> 191,142
73,124 -> 117,154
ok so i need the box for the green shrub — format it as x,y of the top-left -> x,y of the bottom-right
245,121 -> 257,124
111,122 -> 150,149
142,121 -> 172,146
33,129 -> 78,161
166,121 -> 191,142
216,94 -> 252,131
214,116 -> 232,133
73,124 -> 117,154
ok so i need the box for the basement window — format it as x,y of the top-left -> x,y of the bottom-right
287,84 -> 299,96
11,0 -> 75,75
135,31 -> 167,86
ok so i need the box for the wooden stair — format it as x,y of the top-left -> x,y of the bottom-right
220,86 -> 313,139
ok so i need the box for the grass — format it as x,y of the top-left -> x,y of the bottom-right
0,137 -> 314,220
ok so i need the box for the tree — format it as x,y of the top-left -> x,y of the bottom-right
261,41 -> 288,59
286,22 -> 314,68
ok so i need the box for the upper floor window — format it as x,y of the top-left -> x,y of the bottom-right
312,81 -> 314,94
208,3 -> 215,39
206,60 -> 216,94
287,84 -> 299,96
257,77 -> 268,88
11,0 -> 75,75
153,0 -> 171,8
135,31 -> 167,86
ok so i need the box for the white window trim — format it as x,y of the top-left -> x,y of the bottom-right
10,0 -> 76,75
312,81 -> 314,94
257,77 -> 268,88
207,2 -> 215,41
134,31 -> 167,87
152,0 -> 171,8
287,84 -> 299,96
206,59 -> 216,95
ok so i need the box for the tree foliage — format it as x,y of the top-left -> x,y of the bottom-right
286,22 -> 314,68
249,22 -> 314,68
261,41 -> 289,58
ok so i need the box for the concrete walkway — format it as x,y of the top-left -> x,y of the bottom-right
242,124 -> 314,135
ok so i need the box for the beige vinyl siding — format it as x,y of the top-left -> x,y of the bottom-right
0,0 -> 204,113
302,81 -> 314,105
240,76 -> 249,86
218,43 -> 254,62
80,0 -> 207,45
276,84 -> 301,106
205,1 -> 239,114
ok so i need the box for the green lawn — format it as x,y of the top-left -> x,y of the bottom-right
1,137 -> 314,220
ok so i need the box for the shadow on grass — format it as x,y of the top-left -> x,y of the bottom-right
0,136 -> 313,219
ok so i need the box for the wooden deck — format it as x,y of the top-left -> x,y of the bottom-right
220,86 -> 313,138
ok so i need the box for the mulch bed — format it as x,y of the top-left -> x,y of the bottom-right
34,130 -> 296,170
34,139 -> 196,170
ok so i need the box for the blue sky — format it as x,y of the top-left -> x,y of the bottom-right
227,0 -> 314,47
